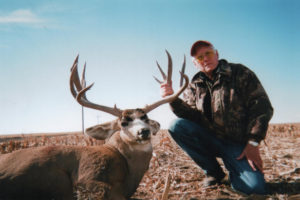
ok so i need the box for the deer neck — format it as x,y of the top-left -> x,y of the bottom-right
106,131 -> 153,196
106,131 -> 153,167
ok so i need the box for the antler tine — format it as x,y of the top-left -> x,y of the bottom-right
73,56 -> 83,91
153,75 -> 163,84
179,55 -> 186,87
156,61 -> 167,80
71,54 -> 79,72
165,50 -> 172,84
70,56 -> 81,99
70,55 -> 123,118
144,71 -> 189,114
79,62 -> 87,99
81,62 -> 87,88
69,75 -> 77,99
153,50 -> 173,84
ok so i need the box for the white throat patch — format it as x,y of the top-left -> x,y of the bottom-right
120,130 -> 152,152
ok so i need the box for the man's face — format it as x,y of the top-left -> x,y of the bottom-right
193,46 -> 219,75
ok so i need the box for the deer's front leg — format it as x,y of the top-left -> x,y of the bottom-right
75,180 -> 127,200
75,180 -> 112,200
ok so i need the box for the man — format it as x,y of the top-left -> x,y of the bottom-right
160,40 -> 273,195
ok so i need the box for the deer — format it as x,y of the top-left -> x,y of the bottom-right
0,51 -> 188,200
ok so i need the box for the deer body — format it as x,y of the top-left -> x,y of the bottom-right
0,52 -> 188,199
0,146 -> 80,199
0,131 -> 153,199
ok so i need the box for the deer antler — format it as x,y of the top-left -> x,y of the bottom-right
179,55 -> 186,87
70,55 -> 123,117
143,50 -> 189,113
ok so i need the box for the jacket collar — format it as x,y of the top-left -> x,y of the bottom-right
191,59 -> 232,83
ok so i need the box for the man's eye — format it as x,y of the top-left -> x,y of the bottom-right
197,56 -> 203,60
206,51 -> 213,56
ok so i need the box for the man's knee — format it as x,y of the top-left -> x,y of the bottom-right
168,118 -> 186,133
168,118 -> 213,142
231,173 -> 266,195
168,118 -> 201,139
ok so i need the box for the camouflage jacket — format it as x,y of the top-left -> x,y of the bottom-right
170,59 -> 273,144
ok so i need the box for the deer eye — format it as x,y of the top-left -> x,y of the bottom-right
140,115 -> 148,120
121,116 -> 132,127
125,116 -> 133,122
121,121 -> 128,127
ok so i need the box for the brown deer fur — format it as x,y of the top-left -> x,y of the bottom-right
0,109 -> 160,200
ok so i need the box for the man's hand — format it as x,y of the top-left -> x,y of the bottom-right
237,143 -> 264,173
160,82 -> 174,98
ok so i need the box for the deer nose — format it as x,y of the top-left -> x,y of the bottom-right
138,128 -> 150,139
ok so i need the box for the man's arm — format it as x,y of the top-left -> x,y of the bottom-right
243,69 -> 274,143
237,67 -> 273,172
169,84 -> 210,127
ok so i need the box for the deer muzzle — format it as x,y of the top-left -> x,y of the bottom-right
138,128 -> 151,140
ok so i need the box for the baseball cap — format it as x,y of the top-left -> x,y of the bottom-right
190,40 -> 214,56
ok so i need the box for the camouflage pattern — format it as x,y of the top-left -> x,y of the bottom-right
170,59 -> 273,144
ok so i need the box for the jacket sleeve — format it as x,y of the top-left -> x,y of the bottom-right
169,83 -> 209,126
242,69 -> 274,143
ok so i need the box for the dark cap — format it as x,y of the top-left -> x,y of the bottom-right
190,40 -> 214,56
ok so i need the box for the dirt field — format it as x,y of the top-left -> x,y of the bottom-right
1,123 -> 299,200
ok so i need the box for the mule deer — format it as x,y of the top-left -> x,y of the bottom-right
0,51 -> 188,200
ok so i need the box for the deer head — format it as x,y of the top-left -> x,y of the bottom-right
70,51 -> 188,144
0,53 -> 188,200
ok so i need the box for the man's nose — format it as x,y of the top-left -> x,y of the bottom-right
203,55 -> 210,62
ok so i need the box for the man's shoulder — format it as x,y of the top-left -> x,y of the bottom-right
223,60 -> 251,72
191,71 -> 206,83
222,60 -> 256,78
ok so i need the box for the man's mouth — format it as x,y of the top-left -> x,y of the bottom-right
204,63 -> 211,67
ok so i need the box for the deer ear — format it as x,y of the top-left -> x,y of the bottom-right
152,129 -> 159,136
85,118 -> 120,140
149,119 -> 160,136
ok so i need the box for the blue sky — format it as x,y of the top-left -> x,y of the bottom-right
0,0 -> 299,134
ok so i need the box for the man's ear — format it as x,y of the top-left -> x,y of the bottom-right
85,118 -> 120,140
192,58 -> 198,66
